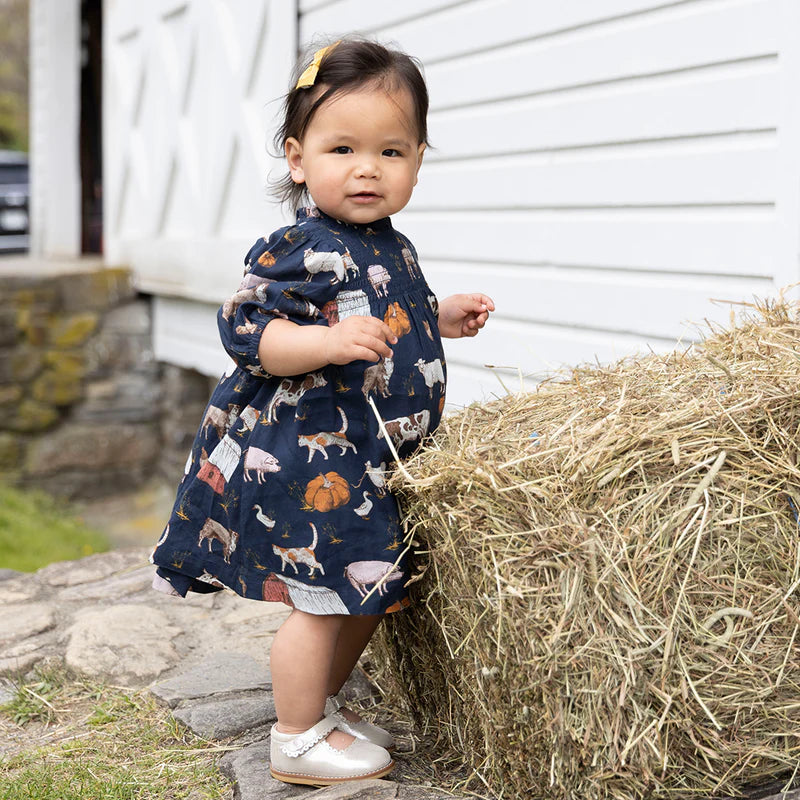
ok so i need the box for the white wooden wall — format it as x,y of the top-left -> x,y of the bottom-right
101,0 -> 800,409
302,0 -> 800,407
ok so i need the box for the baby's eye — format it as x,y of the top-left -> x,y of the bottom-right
333,146 -> 352,155
382,148 -> 402,157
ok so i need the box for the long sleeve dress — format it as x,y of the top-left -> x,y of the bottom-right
150,207 -> 446,615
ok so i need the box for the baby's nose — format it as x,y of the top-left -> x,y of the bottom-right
355,156 -> 380,178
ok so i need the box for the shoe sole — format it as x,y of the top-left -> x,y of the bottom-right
270,759 -> 395,786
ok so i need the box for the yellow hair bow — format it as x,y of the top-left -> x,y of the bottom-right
295,42 -> 340,90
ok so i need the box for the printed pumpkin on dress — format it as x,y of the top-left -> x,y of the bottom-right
305,471 -> 351,511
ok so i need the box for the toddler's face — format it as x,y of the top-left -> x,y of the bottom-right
285,84 -> 425,224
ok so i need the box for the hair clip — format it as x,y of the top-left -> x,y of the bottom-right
295,41 -> 340,90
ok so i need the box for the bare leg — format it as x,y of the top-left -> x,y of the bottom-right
328,614 -> 383,722
270,609 -> 354,749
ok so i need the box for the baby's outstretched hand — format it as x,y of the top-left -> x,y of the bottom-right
324,315 -> 398,365
437,293 -> 495,339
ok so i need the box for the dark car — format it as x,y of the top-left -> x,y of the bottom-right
0,150 -> 29,252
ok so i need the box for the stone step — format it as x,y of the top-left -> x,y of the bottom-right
150,652 -> 272,708
0,547 -> 471,799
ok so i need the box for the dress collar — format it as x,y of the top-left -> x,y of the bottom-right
296,206 -> 393,232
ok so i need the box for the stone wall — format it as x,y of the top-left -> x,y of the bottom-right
0,267 -> 212,499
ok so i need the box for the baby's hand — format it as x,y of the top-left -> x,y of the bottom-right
437,293 -> 495,339
324,315 -> 398,364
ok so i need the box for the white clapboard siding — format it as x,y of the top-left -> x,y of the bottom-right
421,1 -> 778,111
424,260 -> 771,340
443,319 -> 676,382
300,0 -> 689,48
426,61 -> 778,161
300,0 -> 464,35
413,139 -> 777,208
396,210 -> 778,277
441,318 -> 685,412
373,0 -> 746,63
323,0 -> 793,408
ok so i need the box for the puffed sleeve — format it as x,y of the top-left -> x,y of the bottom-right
218,224 -> 345,376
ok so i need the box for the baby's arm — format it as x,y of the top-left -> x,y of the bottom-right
437,293 -> 495,339
258,316 -> 398,376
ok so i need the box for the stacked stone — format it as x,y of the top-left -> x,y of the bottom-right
0,268 -> 162,497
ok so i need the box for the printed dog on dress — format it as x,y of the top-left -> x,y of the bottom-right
265,372 -> 328,423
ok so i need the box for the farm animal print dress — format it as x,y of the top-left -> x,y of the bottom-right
151,207 -> 446,615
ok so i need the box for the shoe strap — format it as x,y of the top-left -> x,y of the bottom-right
325,691 -> 347,713
279,716 -> 339,758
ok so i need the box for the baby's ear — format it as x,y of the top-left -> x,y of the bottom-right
414,142 -> 426,185
285,138 -> 305,184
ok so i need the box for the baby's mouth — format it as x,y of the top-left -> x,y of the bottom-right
351,192 -> 381,202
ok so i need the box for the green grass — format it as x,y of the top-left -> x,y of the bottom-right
1,664 -> 63,727
0,666 -> 230,800
0,485 -> 110,572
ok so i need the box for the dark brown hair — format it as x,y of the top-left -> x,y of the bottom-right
272,36 -> 429,210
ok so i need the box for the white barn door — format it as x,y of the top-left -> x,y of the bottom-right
104,0 -> 297,375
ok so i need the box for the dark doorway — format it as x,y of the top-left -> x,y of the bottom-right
80,0 -> 102,254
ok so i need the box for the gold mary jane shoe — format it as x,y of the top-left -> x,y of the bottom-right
269,716 -> 394,786
324,691 -> 395,751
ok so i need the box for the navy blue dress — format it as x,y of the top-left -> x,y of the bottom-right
151,207 -> 446,615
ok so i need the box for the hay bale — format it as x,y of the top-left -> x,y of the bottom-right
373,299 -> 800,800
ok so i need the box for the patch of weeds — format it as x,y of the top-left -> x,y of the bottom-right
0,664 -> 68,726
0,669 -> 231,800
87,693 -> 138,727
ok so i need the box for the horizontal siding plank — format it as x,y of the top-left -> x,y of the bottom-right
424,0 -> 778,110
426,259 -> 772,339
442,316 -> 686,386
427,63 -> 778,160
377,0 -> 698,62
128,238 -> 255,303
301,0 -> 719,58
152,297 -> 232,378
299,0 -> 462,39
396,210 -> 777,276
412,142 -> 777,208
